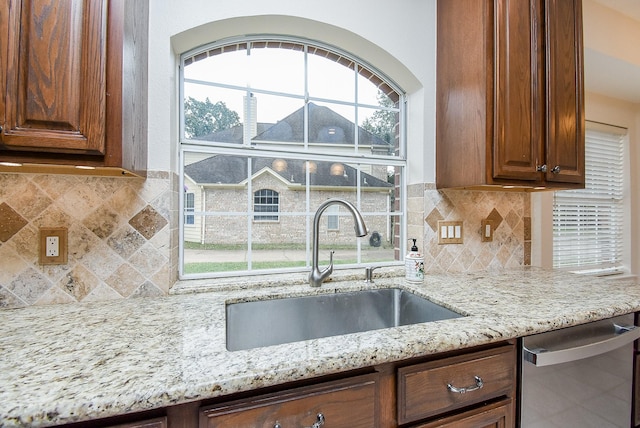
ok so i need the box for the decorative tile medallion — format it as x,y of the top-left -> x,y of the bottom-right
0,202 -> 28,242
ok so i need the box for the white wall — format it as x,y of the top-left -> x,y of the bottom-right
532,0 -> 640,274
147,0 -> 437,185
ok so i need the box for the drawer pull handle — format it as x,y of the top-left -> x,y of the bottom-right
447,376 -> 484,394
273,413 -> 325,428
307,413 -> 325,428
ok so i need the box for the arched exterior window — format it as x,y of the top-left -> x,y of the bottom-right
179,36 -> 405,278
254,189 -> 279,221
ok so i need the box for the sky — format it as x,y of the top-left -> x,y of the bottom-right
182,45 -> 390,125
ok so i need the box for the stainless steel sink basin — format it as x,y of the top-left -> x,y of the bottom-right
226,288 -> 463,351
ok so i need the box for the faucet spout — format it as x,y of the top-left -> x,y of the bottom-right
309,198 -> 368,287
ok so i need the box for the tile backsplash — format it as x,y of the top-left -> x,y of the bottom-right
0,174 -> 528,309
409,184 -> 530,273
0,171 -> 177,308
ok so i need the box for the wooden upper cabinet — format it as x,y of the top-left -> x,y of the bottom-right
436,0 -> 584,190
2,0 -> 106,154
543,0 -> 585,185
492,0 -> 543,182
0,0 -> 148,176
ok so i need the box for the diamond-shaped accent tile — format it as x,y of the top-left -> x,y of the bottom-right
486,208 -> 503,229
0,202 -> 28,242
129,205 -> 168,240
424,208 -> 444,232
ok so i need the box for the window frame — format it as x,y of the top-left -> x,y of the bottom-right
184,192 -> 195,225
254,189 -> 280,222
178,35 -> 407,280
327,204 -> 340,231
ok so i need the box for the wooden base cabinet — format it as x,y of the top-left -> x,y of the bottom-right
0,0 -> 148,177
634,312 -> 640,427
199,343 -> 517,428
436,0 -> 584,191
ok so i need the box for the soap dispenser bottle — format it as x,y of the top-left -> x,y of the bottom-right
405,238 -> 424,283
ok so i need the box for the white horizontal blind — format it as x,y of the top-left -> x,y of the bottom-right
553,128 -> 625,274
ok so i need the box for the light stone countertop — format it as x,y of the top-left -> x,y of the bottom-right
1,267 -> 640,427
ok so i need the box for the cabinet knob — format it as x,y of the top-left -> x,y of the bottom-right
551,165 -> 561,174
536,164 -> 547,173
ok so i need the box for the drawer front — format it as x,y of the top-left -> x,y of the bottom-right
108,417 -> 167,428
410,398 -> 513,428
398,344 -> 515,425
200,374 -> 377,428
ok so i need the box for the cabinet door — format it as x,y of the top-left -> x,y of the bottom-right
543,0 -> 585,185
200,374 -> 378,428
410,399 -> 512,428
0,0 -> 107,155
492,0 -> 543,182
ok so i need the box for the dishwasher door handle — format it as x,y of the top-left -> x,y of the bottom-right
523,323 -> 640,367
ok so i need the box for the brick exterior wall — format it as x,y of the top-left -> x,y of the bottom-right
202,173 -> 392,247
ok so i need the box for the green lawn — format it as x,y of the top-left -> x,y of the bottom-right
183,258 -> 372,274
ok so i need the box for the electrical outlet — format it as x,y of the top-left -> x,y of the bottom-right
46,236 -> 59,257
39,228 -> 68,265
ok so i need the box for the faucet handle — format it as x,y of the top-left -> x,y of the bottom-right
365,266 -> 379,283
321,250 -> 335,278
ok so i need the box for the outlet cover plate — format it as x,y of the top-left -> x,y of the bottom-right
39,227 -> 68,265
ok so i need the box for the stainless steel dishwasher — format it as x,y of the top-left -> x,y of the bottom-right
519,314 -> 640,427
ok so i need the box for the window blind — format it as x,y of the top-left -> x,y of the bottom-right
553,128 -> 625,274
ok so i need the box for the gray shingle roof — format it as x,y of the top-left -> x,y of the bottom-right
197,102 -> 391,150
185,156 -> 392,188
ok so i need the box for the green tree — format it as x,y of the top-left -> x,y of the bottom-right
184,97 -> 240,138
361,92 -> 397,147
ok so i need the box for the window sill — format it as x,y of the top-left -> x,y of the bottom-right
171,265 -> 404,295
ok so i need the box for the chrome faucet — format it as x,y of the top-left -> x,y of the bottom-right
309,198 -> 368,287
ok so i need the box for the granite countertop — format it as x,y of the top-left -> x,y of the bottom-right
1,267 -> 640,427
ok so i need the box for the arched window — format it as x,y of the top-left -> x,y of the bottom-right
254,189 -> 279,221
179,36 -> 405,278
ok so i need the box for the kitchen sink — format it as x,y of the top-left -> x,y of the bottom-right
226,288 -> 463,351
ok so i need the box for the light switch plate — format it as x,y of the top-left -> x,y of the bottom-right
481,219 -> 494,242
39,227 -> 68,265
438,220 -> 463,244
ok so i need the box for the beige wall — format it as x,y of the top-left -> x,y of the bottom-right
0,172 -> 177,308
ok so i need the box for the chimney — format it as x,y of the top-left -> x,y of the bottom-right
243,93 -> 258,143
